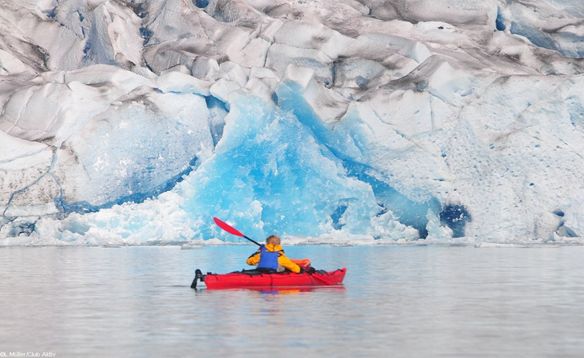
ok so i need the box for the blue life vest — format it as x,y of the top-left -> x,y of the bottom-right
257,246 -> 279,270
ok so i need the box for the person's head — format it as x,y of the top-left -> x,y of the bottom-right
265,235 -> 281,246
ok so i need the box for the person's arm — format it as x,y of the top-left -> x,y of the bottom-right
278,253 -> 301,273
246,250 -> 260,266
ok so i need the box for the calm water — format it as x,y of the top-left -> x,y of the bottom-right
1,245 -> 584,357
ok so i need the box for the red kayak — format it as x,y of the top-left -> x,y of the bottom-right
191,268 -> 347,289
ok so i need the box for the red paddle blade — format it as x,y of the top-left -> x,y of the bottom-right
213,217 -> 245,237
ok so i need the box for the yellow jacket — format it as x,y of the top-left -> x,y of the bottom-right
246,243 -> 301,273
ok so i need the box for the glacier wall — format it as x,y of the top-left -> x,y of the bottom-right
1,0 -> 584,244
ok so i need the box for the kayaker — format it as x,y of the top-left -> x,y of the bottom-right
246,235 -> 302,273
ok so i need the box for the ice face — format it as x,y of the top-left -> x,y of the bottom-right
24,88 -> 436,244
274,81 -> 442,238
1,0 -> 584,245
181,93 -> 381,240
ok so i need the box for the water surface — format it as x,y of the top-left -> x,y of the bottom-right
1,245 -> 584,357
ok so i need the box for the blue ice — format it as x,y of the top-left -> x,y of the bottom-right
275,82 -> 442,237
510,22 -> 584,59
181,83 -> 444,240
181,94 -> 379,240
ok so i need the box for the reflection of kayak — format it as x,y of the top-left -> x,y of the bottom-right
191,268 -> 347,289
247,286 -> 346,295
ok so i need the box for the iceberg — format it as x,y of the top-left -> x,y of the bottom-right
1,0 -> 584,245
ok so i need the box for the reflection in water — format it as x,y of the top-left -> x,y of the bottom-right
199,285 -> 347,298
196,286 -> 346,295
253,286 -> 346,296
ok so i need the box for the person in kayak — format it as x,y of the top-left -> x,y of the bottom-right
246,235 -> 302,273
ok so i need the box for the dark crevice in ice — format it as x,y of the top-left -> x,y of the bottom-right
193,0 -> 209,8
495,8 -> 506,31
140,26 -> 153,45
553,210 -> 578,237
331,203 -> 348,230
205,94 -> 229,112
82,41 -> 91,60
9,221 -> 37,236
556,221 -> 578,237
439,204 -> 471,238
46,7 -> 58,19
205,95 -> 229,146
130,3 -> 149,18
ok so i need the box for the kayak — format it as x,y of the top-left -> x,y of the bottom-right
192,268 -> 346,289
191,268 -> 347,289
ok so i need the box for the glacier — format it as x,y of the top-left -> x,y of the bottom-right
1,0 -> 584,245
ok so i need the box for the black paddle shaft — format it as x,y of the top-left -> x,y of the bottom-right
244,235 -> 262,247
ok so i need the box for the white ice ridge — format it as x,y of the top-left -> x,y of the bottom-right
1,0 -> 583,244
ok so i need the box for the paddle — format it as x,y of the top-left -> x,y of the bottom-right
213,217 -> 262,247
